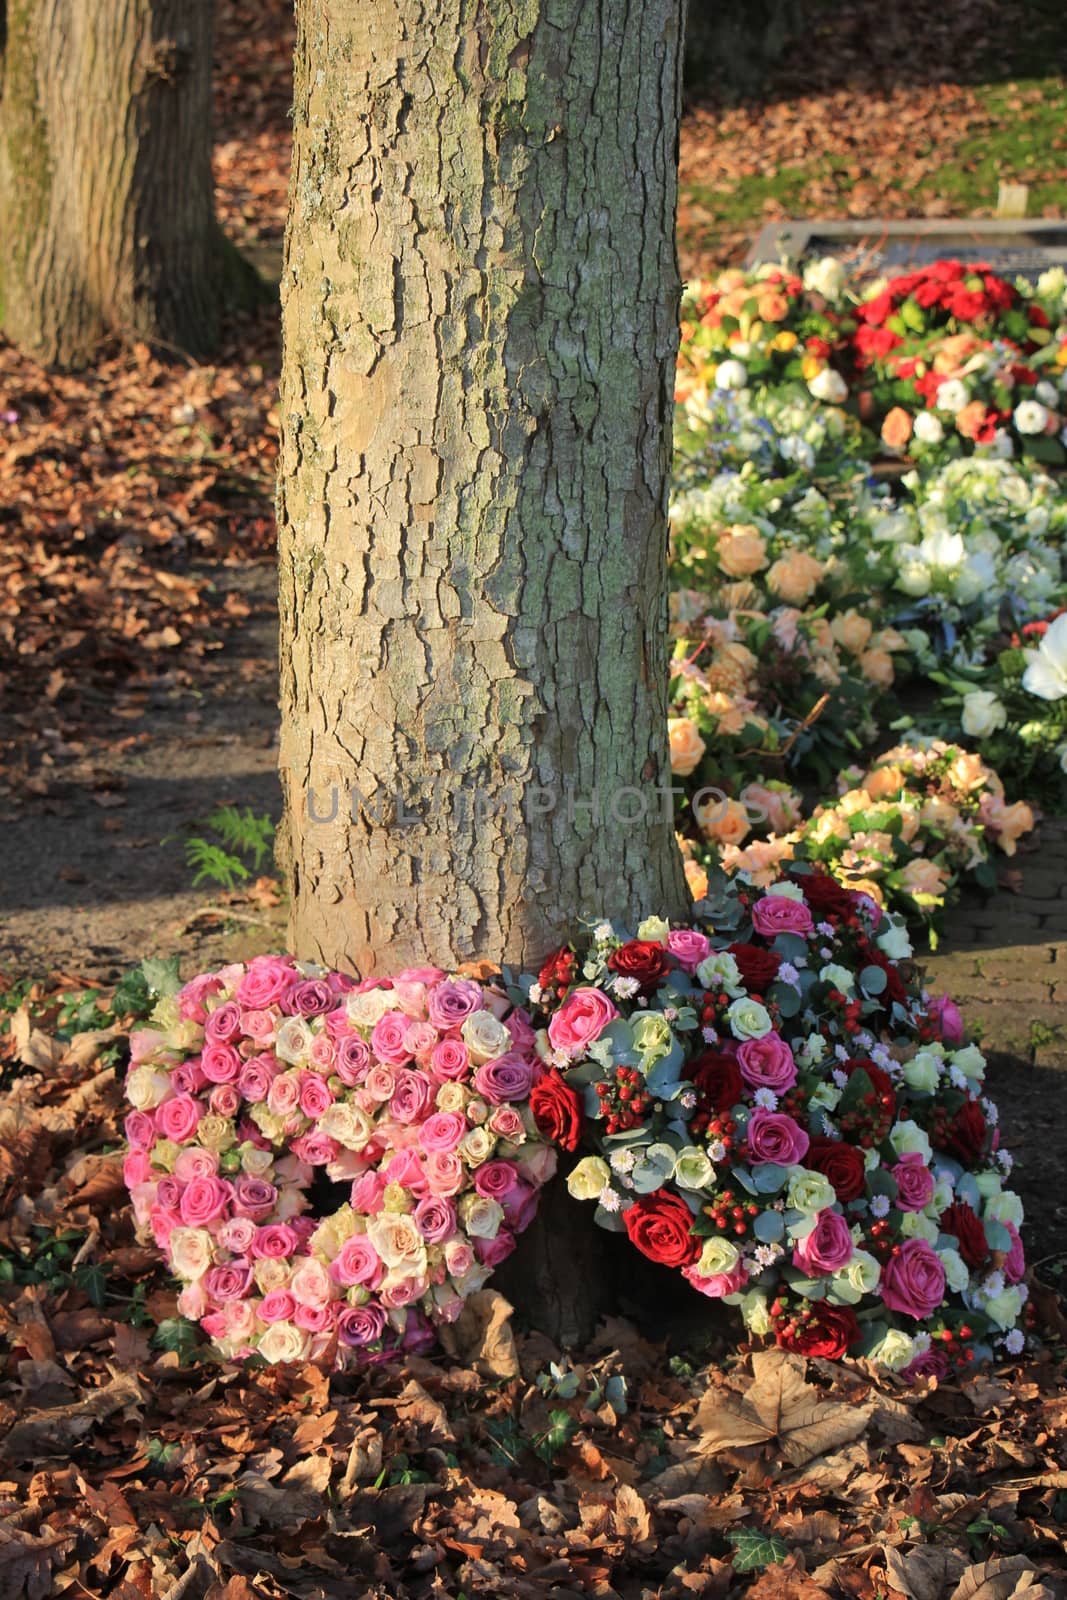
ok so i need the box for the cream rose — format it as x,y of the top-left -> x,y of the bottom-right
257,1321 -> 311,1364
567,1156 -> 611,1201
169,1226 -> 214,1281
668,717 -> 707,777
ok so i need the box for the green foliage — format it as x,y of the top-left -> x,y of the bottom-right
727,1528 -> 789,1572
152,1317 -> 206,1365
204,805 -> 275,870
180,806 -> 276,890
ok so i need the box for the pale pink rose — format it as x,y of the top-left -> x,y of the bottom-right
179,1176 -> 231,1228
217,1216 -> 257,1253
204,1002 -> 242,1043
200,1042 -> 242,1085
667,929 -> 712,973
173,1147 -> 219,1183
129,1027 -> 168,1064
299,1071 -> 335,1119
330,1234 -> 384,1288
240,1009 -> 276,1044
237,1055 -> 276,1102
349,1168 -> 389,1214
177,1280 -> 209,1319
546,988 -> 619,1056
371,1010 -> 415,1065
124,1110 -> 156,1150
123,1151 -> 151,1188
383,1148 -> 426,1193
891,1153 -> 935,1212
365,1063 -> 398,1101
414,1195 -> 456,1243
378,1273 -> 427,1309
880,1239 -> 946,1320
419,1111 -> 467,1153
430,1038 -> 471,1081
236,956 -> 296,1009
221,1298 -> 257,1341
267,1073 -> 302,1116
290,1131 -> 341,1165
308,1033 -> 338,1072
177,974 -> 224,1024
289,1257 -> 332,1308
404,1020 -> 440,1060
751,895 -> 814,938
258,1289 -> 297,1323
515,1144 -> 558,1187
209,1083 -> 241,1118
427,978 -> 484,1031
424,1150 -> 465,1197
390,1068 -> 434,1123
155,1094 -> 202,1143
392,978 -> 430,1017
792,1209 -> 853,1275
444,1239 -> 475,1276
488,1105 -> 525,1142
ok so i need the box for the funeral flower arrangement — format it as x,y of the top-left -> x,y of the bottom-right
122,957 -> 555,1367
516,873 -> 1027,1377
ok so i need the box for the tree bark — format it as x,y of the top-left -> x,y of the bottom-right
278,0 -> 690,982
0,0 -> 258,367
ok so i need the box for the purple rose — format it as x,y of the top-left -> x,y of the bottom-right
389,1067 -> 434,1123
473,1052 -> 535,1104
500,1177 -> 541,1232
475,1229 -> 517,1268
282,979 -> 334,1017
751,894 -> 814,939
792,1209 -> 853,1275
880,1239 -> 946,1320
204,1001 -> 242,1042
736,1032 -> 797,1093
413,1195 -> 457,1244
891,1153 -> 935,1212
337,1303 -> 387,1347
203,1262 -> 253,1303
745,1109 -> 810,1166
232,1176 -> 278,1220
427,978 -> 484,1030
335,1034 -> 372,1085
902,1347 -> 951,1381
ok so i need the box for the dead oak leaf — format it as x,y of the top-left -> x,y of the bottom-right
612,1483 -> 652,1544
949,1557 -> 1054,1600
437,1289 -> 519,1379
694,1349 -> 874,1468
883,1541 -> 968,1600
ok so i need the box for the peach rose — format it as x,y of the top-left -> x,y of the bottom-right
705,691 -> 747,736
982,798 -> 1035,856
717,524 -> 768,577
831,610 -> 873,655
919,796 -> 959,829
668,716 -> 707,777
766,551 -> 824,604
696,795 -> 751,848
955,400 -> 989,440
948,752 -> 991,793
720,580 -> 764,611
683,857 -> 709,901
720,835 -> 795,887
881,407 -> 914,451
757,291 -> 789,322
865,764 -> 904,801
860,649 -> 895,687
900,858 -> 947,899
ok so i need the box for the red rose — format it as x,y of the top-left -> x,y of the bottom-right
777,1303 -> 861,1360
728,942 -> 781,994
607,939 -> 671,994
528,1070 -> 585,1153
940,1201 -> 989,1269
688,1051 -> 743,1113
538,947 -> 577,995
805,1137 -> 867,1203
623,1190 -> 701,1268
792,869 -> 853,920
939,1100 -> 987,1166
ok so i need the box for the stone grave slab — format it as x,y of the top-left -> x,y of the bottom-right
746,218 -> 1067,281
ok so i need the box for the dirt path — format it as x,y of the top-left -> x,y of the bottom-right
0,561 -> 284,984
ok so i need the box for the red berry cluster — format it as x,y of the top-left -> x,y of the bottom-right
594,1066 -> 652,1134
825,987 -> 865,1036
838,1085 -> 895,1149
933,1321 -> 976,1363
864,1218 -> 899,1263
690,1108 -> 738,1149
702,1186 -> 760,1239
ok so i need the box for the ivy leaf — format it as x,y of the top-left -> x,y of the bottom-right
140,957 -> 183,999
727,1528 -> 788,1573
152,1318 -> 203,1363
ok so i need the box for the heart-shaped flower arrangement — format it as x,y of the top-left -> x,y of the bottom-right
512,872 -> 1029,1379
123,957 -> 556,1366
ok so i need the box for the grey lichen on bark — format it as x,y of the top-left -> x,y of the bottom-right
279,0 -> 690,977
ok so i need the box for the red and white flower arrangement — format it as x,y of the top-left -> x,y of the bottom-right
122,957 -> 555,1367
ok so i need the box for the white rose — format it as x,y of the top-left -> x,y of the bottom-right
803,256 -> 845,300
985,1190 -> 1024,1227
951,1044 -> 986,1082
367,1211 -> 427,1267
809,1081 -> 842,1113
765,881 -> 805,902
345,988 -> 398,1027
786,1167 -> 836,1213
567,1156 -> 611,1201
900,1211 -> 939,1243
256,1321 -> 311,1364
972,1170 -> 1003,1200
869,1327 -> 916,1371
696,952 -> 743,993
696,1237 -> 740,1277
458,1126 -> 495,1166
318,1102 -> 374,1150
725,997 -> 773,1040
169,1226 -> 214,1281
808,367 -> 848,404
903,1053 -> 940,1094
126,1066 -> 171,1111
889,1120 -> 933,1164
674,1147 -> 716,1190
935,379 -> 968,414
982,1284 -> 1025,1330
459,1194 -> 504,1240
961,690 -> 1007,738
913,410 -> 945,444
820,963 -> 854,993
254,1257 -> 290,1293
714,359 -> 748,391
833,1249 -> 881,1296
938,1246 -> 970,1293
637,916 -> 671,944
461,1009 -> 512,1063
275,1016 -> 313,1064
1036,380 -> 1059,407
740,1290 -> 773,1336
1014,400 -> 1048,435
930,1175 -> 955,1215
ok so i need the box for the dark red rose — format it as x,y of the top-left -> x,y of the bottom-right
607,939 -> 672,994
940,1201 -> 989,1269
528,1070 -> 585,1153
776,1303 -> 861,1360
688,1051 -> 743,1113
791,869 -> 853,920
623,1190 -> 701,1268
538,947 -> 577,994
728,942 -> 781,994
939,1100 -> 988,1166
805,1137 -> 867,1203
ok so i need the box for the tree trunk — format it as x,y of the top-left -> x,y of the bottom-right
278,0 -> 690,983
0,0 -> 258,367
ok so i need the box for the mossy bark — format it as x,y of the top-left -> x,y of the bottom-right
0,0 -> 259,368
278,0 -> 690,986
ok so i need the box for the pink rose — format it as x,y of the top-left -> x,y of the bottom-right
397,966 -> 447,985
427,978 -> 485,1030
179,1176 -> 231,1227
424,1150 -> 465,1197
430,1038 -> 470,1081
177,974 -> 224,1024
1003,1223 -> 1026,1285
155,1094 -> 202,1143
252,1223 -> 298,1260
238,1055 -> 276,1102
751,894 -> 814,938
792,1209 -> 853,1275
371,1010 -> 415,1066
746,1109 -> 809,1166
390,1068 -> 434,1123
335,1034 -> 372,1085
891,1153 -> 935,1212
204,1262 -> 253,1303
928,993 -> 964,1046
236,956 -> 295,1009
383,1148 -> 426,1193
419,1111 -> 467,1153
172,1060 -> 207,1095
209,1083 -> 241,1118
546,988 -> 619,1056
474,1160 -> 522,1203
155,1177 -> 182,1211
308,1033 -> 337,1072
350,1169 -> 388,1214
414,1195 -> 457,1243
880,1239 -> 946,1320
294,1302 -> 334,1332
124,1110 -> 156,1150
150,1205 -> 182,1246
267,1073 -> 301,1116
123,1151 -> 151,1187
204,1002 -> 242,1043
501,1177 -> 541,1232
475,1230 -> 517,1268
682,1261 -> 747,1298
667,929 -> 712,974
506,1008 -> 537,1054
290,1132 -> 340,1165
473,1052 -> 535,1104
365,1064 -> 397,1102
258,1289 -> 297,1323
299,1071 -> 335,1119
200,1042 -> 242,1085
736,1033 -> 797,1093
240,1009 -> 276,1044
